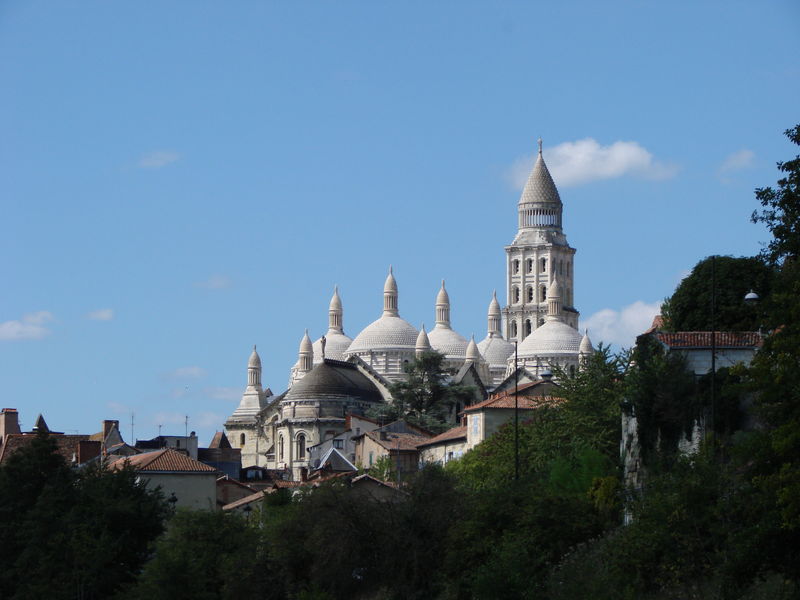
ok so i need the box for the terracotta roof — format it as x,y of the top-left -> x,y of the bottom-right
416,425 -> 467,448
108,449 -> 217,473
222,490 -> 267,511
654,331 -> 762,349
0,433 -> 90,464
365,431 -> 428,452
272,480 -> 303,488
208,431 -> 232,449
217,475 -> 257,492
464,395 -> 564,412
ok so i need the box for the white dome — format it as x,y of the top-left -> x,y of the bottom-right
478,334 -> 515,366
347,315 -> 419,353
428,325 -> 468,358
248,346 -> 261,368
518,319 -> 582,357
313,331 -> 353,363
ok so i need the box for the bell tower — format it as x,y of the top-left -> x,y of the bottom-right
503,139 -> 578,343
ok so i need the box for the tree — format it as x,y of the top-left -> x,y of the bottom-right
660,255 -> 773,332
128,509 -> 274,600
368,350 -> 476,433
0,434 -> 169,599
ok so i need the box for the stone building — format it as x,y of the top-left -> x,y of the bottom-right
225,139 -> 592,473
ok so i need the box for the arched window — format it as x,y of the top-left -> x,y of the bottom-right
513,286 -> 520,304
525,319 -> 532,337
239,433 -> 245,447
510,321 -> 518,338
278,435 -> 284,461
297,434 -> 306,460
540,285 -> 547,302
512,259 -> 520,274
541,257 -> 547,272
526,286 -> 534,302
539,318 -> 545,326
526,258 -> 534,273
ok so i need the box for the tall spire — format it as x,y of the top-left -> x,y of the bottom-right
298,330 -> 313,372
328,285 -> 343,332
383,266 -> 399,316
416,324 -> 431,357
487,290 -> 501,335
518,138 -> 562,231
435,280 -> 451,327
247,345 -> 262,388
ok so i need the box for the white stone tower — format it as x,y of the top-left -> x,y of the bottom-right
503,138 -> 578,343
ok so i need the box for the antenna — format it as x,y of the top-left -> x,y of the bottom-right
130,412 -> 135,444
185,415 -> 189,439
158,424 -> 162,437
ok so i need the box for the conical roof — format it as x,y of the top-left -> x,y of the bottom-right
384,267 -> 397,293
416,324 -> 431,352
436,280 -> 450,305
299,330 -> 313,354
329,285 -> 343,311
488,290 -> 501,316
465,336 -> 482,361
248,345 -> 261,368
520,140 -> 561,206
579,331 -> 594,355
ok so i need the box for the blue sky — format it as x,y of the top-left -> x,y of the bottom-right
1,1 -> 798,445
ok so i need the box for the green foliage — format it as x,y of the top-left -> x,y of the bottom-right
127,509 -> 273,600
660,255 -> 773,332
367,454 -> 396,481
369,351 -> 476,433
0,434 -> 168,600
627,335 -> 699,462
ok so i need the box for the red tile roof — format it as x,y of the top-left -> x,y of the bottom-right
365,431 -> 429,452
0,433 -> 90,464
655,331 -> 762,349
222,490 -> 267,511
108,449 -> 217,473
416,426 -> 467,448
464,395 -> 564,412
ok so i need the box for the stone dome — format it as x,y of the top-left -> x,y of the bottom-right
313,331 -> 353,363
347,315 -> 419,353
478,334 -> 515,366
518,319 -> 583,357
520,142 -> 561,206
428,325 -> 468,358
283,360 -> 384,404
579,331 -> 594,355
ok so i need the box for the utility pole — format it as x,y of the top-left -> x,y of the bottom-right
514,341 -> 519,481
710,255 -> 716,450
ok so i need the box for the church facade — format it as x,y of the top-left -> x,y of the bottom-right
225,140 -> 593,473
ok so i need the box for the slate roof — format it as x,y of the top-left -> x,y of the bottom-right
415,426 -> 467,448
654,332 -> 762,349
283,359 -> 384,403
108,449 -> 217,473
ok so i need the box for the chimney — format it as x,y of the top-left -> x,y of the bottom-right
102,420 -> 118,441
0,408 -> 20,444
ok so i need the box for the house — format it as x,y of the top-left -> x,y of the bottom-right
216,474 -> 258,508
416,426 -> 468,466
108,448 -> 218,510
353,420 -> 432,477
307,413 -> 380,471
198,431 -> 241,479
136,432 -> 199,459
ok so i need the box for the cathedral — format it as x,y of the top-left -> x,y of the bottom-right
225,140 -> 594,474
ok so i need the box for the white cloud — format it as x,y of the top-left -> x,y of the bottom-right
165,366 -> 207,379
717,149 -> 755,182
151,411 -> 187,426
138,150 -> 181,169
194,411 -> 225,428
194,274 -> 232,290
87,308 -> 114,321
583,301 -> 662,349
507,138 -> 678,189
0,311 -> 54,341
203,386 -> 241,402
